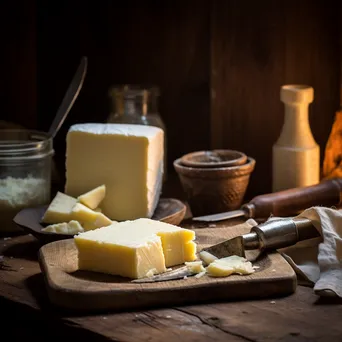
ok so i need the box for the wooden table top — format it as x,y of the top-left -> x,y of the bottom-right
0,175 -> 341,341
1,224 -> 342,341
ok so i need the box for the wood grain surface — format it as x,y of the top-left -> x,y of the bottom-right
38,223 -> 296,313
1,226 -> 342,341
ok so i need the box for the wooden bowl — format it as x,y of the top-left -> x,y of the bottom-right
180,149 -> 247,168
174,157 -> 256,217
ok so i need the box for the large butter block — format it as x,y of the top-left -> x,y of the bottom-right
65,123 -> 164,221
74,218 -> 197,279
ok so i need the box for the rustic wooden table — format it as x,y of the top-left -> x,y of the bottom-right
1,227 -> 342,341
1,178 -> 342,342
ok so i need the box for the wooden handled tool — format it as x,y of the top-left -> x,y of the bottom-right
192,178 -> 342,222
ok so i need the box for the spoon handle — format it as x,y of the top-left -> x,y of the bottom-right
48,56 -> 88,138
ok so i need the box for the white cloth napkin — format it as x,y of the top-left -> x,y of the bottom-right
250,206 -> 342,298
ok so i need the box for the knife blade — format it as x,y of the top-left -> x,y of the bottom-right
192,178 -> 342,222
192,209 -> 246,222
131,266 -> 192,283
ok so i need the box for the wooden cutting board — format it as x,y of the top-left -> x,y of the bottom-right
38,223 -> 297,313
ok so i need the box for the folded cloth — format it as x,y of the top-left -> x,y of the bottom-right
260,206 -> 342,298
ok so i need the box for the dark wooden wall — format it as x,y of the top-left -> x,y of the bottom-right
36,0 -> 211,182
0,1 -> 37,129
211,0 -> 341,196
1,0 -> 341,198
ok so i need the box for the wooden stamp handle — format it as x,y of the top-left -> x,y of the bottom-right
242,178 -> 342,218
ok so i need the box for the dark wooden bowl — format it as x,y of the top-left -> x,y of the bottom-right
13,198 -> 187,245
180,149 -> 247,168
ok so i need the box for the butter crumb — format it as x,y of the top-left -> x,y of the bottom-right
195,271 -> 206,279
199,251 -> 218,266
185,261 -> 205,274
145,268 -> 158,278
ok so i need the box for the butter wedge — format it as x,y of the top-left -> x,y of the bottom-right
74,218 -> 197,279
41,192 -> 77,224
78,184 -> 106,210
71,203 -> 112,231
42,220 -> 84,235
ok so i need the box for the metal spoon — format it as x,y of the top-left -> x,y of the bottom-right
48,56 -> 88,138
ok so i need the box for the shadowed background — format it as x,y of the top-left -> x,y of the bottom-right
0,0 -> 341,199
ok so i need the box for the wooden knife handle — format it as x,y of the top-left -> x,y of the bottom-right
242,178 -> 342,218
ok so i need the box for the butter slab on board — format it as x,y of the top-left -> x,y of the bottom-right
38,223 -> 297,313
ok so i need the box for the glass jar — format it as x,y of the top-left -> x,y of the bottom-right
0,129 -> 54,234
107,85 -> 168,180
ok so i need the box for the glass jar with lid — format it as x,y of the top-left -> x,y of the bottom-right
107,84 -> 168,179
0,129 -> 54,234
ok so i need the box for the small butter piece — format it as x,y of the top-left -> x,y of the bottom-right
199,251 -> 218,266
42,220 -> 84,235
206,255 -> 255,277
185,261 -> 206,274
195,271 -> 206,279
74,218 -> 197,279
145,268 -> 158,278
71,203 -> 112,231
41,192 -> 77,224
78,184 -> 106,210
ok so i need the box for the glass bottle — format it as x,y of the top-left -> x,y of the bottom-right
107,85 -> 168,180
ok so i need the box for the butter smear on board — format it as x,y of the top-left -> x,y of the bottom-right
65,123 -> 164,221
